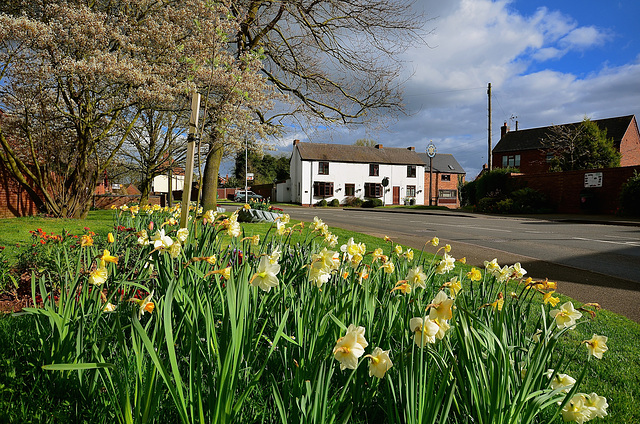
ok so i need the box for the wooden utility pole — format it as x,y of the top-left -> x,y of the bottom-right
488,82 -> 492,171
180,91 -> 201,228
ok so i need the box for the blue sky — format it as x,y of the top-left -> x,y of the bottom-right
224,0 -> 640,180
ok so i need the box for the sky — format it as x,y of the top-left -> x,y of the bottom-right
224,0 -> 640,180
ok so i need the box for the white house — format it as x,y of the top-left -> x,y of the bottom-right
280,140 -> 426,206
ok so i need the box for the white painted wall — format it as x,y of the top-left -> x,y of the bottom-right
276,179 -> 292,202
289,147 -> 424,205
152,175 -> 185,193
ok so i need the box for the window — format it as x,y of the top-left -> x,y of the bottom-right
364,182 -> 383,198
407,165 -> 416,178
318,161 -> 329,175
313,181 -> 333,197
345,183 -> 355,196
369,163 -> 379,176
441,174 -> 451,181
439,189 -> 457,198
406,185 -> 416,197
502,154 -> 521,168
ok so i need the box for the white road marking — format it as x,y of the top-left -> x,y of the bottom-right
572,237 -> 640,246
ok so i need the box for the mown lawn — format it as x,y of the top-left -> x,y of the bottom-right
0,210 -> 638,423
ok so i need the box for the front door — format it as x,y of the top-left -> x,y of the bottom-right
393,186 -> 400,205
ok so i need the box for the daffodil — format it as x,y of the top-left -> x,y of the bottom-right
550,301 -> 582,328
584,334 -> 608,359
89,266 -> 108,285
152,229 -> 173,250
406,266 -> 426,289
410,317 -> 440,346
543,291 -> 560,307
394,245 -> 403,255
250,255 -> 280,292
365,347 -> 393,378
584,392 -> 608,419
484,258 -> 500,273
333,325 -> 367,370
169,241 -> 181,258
130,291 -> 155,319
467,267 -> 482,281
490,293 -> 504,311
549,371 -> 576,393
137,230 -> 150,246
176,228 -> 189,243
279,213 -> 290,224
391,281 -> 412,294
429,290 -> 454,321
561,394 -> 591,424
275,221 -> 287,235
324,232 -> 338,247
435,253 -> 455,274
443,244 -> 451,253
404,248 -> 414,261
80,234 -> 93,247
203,209 -> 217,224
446,277 -> 462,298
429,236 -> 439,247
511,262 -> 527,279
100,249 -> 118,266
107,232 -> 115,243
243,203 -> 251,210
103,302 -> 117,312
381,261 -> 395,274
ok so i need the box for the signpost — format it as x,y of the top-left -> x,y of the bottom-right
180,91 -> 201,229
426,141 -> 437,206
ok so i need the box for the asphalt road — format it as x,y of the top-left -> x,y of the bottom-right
273,206 -> 640,323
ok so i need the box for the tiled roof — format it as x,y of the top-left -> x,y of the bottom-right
493,115 -> 635,153
416,153 -> 466,174
295,142 -> 425,165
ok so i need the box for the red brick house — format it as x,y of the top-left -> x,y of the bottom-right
417,153 -> 466,208
492,115 -> 640,173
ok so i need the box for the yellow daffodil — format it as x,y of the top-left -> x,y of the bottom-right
100,249 -> 118,265
467,267 -> 482,281
279,213 -> 290,224
365,347 -> 393,378
550,301 -> 582,328
203,209 -> 217,224
384,235 -> 392,242
107,232 -> 115,243
80,234 -> 93,247
444,244 -> 451,253
490,293 -> 504,311
543,291 -> 560,307
357,270 -> 369,285
404,248 -> 414,261
169,241 -> 181,258
446,277 -> 462,298
391,281 -> 412,294
394,245 -> 403,255
584,334 -> 608,359
342,271 -> 350,279
243,203 -> 251,210
250,256 -> 280,292
381,261 -> 395,274
429,236 -> 439,247
372,248 -> 385,262
458,257 -> 466,264
333,325 -> 367,370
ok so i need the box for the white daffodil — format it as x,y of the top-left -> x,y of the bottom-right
409,317 -> 440,347
89,266 -> 108,286
250,255 -> 280,292
435,253 -> 456,274
176,228 -> 189,242
406,266 -> 427,289
365,347 -> 393,378
550,301 -> 582,329
429,290 -> 454,321
333,325 -> 367,370
152,229 -> 173,250
584,334 -> 608,359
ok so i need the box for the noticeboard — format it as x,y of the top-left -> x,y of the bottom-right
584,172 -> 603,188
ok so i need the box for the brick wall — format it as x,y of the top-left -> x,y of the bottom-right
620,116 -> 640,167
0,165 -> 40,218
423,172 -> 465,208
93,194 -> 160,209
511,165 -> 640,214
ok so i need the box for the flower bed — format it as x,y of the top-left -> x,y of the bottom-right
8,203 -> 610,423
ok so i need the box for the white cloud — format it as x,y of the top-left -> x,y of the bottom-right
272,0 -> 640,180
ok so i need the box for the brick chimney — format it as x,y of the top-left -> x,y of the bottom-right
500,122 -> 509,139
407,146 -> 415,151
374,144 -> 383,149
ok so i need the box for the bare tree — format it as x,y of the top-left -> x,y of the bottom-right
199,0 -> 426,210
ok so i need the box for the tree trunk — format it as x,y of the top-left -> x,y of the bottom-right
201,141 -> 224,212
139,178 -> 151,207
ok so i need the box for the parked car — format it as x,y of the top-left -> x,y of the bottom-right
234,190 -> 263,202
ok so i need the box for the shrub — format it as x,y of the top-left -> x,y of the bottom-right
315,199 -> 328,207
476,196 -> 499,213
619,171 -> 640,216
343,196 -> 363,207
474,167 -> 519,200
329,198 -> 340,207
461,180 -> 476,206
362,198 -> 383,208
509,187 -> 551,213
